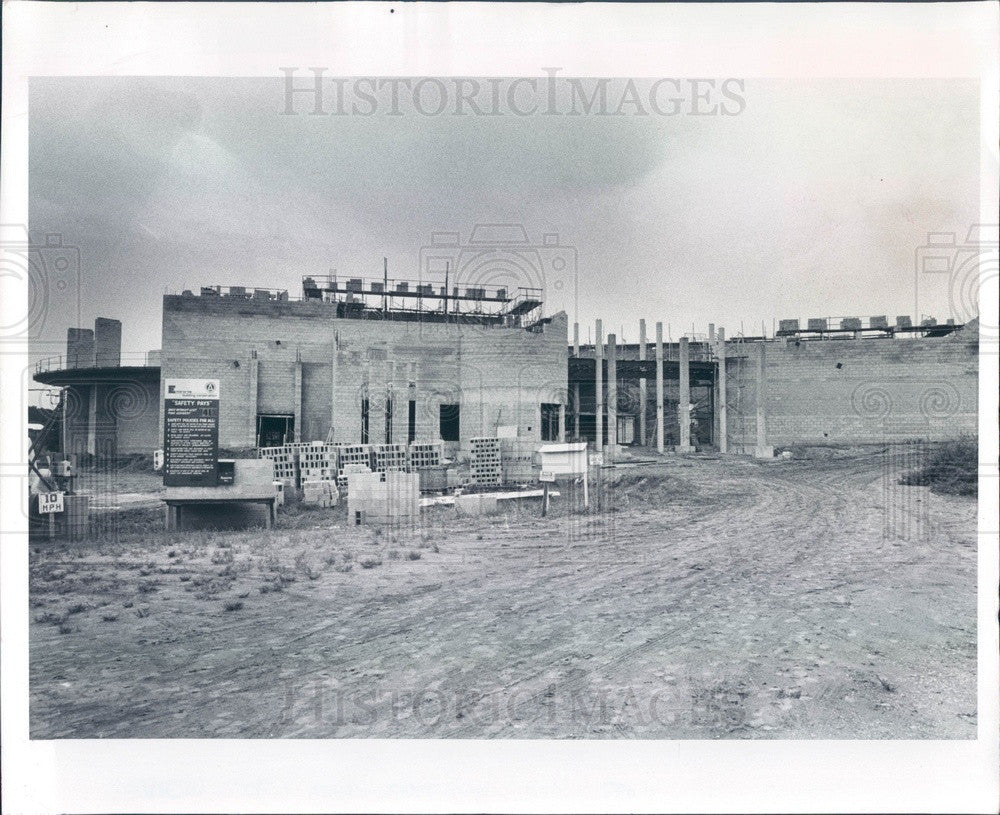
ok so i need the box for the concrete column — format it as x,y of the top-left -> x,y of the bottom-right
655,322 -> 664,453
677,336 -> 694,452
595,319 -> 603,452
572,322 -> 580,440
717,328 -> 728,453
607,333 -> 617,461
87,385 -> 98,455
293,358 -> 303,442
330,335 -> 338,442
249,354 -> 259,447
755,342 -> 771,458
638,319 -> 647,446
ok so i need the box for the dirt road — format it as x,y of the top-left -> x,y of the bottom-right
29,451 -> 977,738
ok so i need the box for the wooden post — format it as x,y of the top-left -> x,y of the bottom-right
655,322 -> 665,453
717,328 -> 728,453
541,482 -> 549,517
677,336 -> 693,452
607,333 -> 617,461
638,320 -> 647,446
595,319 -> 603,454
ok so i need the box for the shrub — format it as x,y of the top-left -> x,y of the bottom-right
900,437 -> 977,496
223,600 -> 244,612
360,557 -> 382,569
407,550 -> 421,561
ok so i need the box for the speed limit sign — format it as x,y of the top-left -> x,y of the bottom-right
38,491 -> 64,514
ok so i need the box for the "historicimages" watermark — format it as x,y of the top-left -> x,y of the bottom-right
280,68 -> 746,117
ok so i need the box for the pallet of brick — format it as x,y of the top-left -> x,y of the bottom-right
373,443 -> 407,473
470,437 -> 502,486
298,443 -> 339,482
407,441 -> 443,470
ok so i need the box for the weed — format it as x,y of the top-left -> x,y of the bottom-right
179,574 -> 191,582
101,613 -> 118,622
137,580 -> 159,594
900,437 -> 977,496
224,600 -> 244,612
66,603 -> 86,615
388,549 -> 400,560
360,557 -> 382,569
58,623 -> 73,635
407,550 -> 422,561
334,562 -> 353,573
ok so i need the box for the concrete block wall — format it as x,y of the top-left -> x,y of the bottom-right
160,295 -> 568,455
723,320 -> 978,447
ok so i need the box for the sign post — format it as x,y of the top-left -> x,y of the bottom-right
163,379 -> 220,487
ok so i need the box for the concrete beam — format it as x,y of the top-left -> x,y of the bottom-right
655,322 -> 664,453
595,318 -> 603,452
638,319 -> 647,446
676,336 -> 694,453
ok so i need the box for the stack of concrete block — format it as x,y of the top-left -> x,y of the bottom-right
407,441 -> 443,469
346,470 -> 419,526
299,443 -> 339,482
337,444 -> 373,488
470,437 -> 502,486
499,438 -> 537,484
417,464 -> 448,492
339,462 -> 372,493
373,443 -> 407,473
302,479 -> 338,508
258,446 -> 297,485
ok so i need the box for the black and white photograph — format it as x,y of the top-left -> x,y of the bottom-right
2,2 -> 998,813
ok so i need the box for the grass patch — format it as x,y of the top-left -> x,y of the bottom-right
223,600 -> 244,612
360,557 -> 382,569
900,437 -> 977,496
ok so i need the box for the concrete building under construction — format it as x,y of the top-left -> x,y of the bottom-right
33,275 -> 979,464
159,276 -> 568,455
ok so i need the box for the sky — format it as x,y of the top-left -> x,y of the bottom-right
28,75 -> 981,358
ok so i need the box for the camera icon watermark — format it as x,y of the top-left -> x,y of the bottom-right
914,223 -> 998,347
419,224 -> 578,321
0,224 -> 82,342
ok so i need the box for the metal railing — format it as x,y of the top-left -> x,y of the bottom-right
34,351 -> 160,375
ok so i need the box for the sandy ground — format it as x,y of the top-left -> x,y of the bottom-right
29,451 -> 977,738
